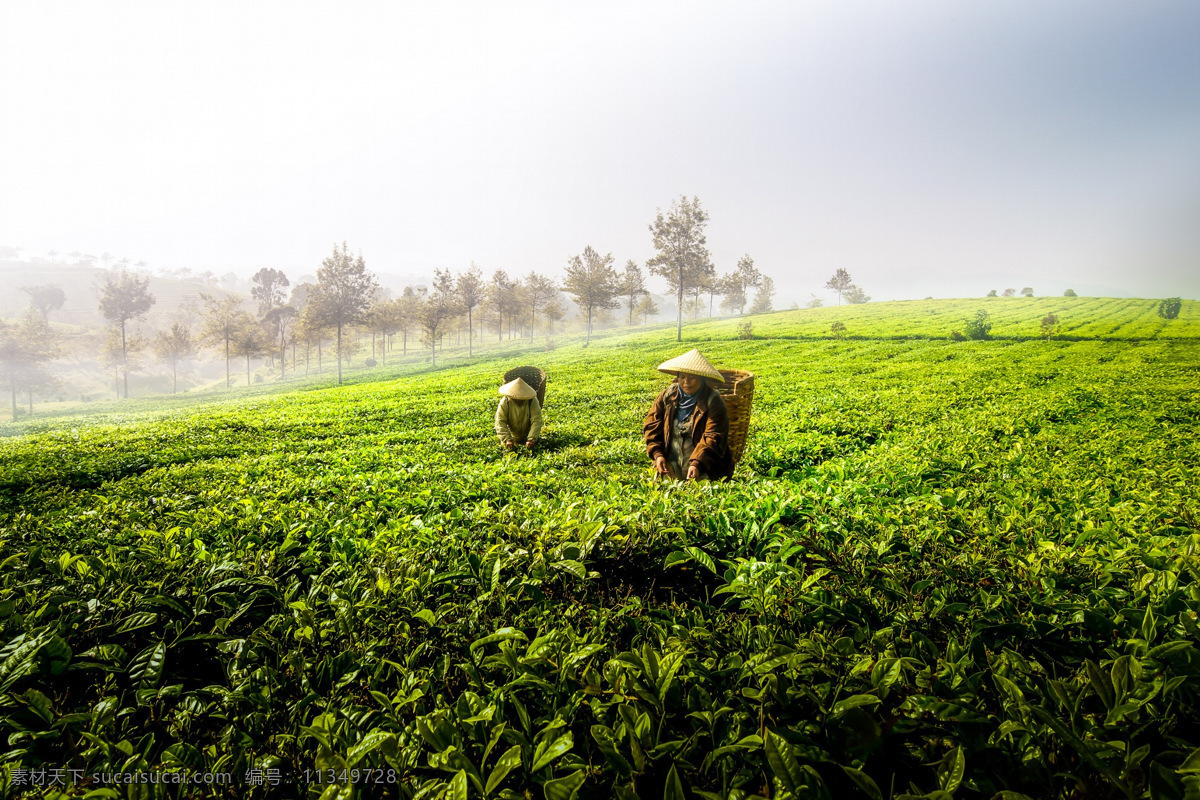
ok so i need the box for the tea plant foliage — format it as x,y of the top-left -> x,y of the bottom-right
1,302 -> 1199,799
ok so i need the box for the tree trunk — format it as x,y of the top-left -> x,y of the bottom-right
121,321 -> 129,399
336,324 -> 343,384
246,353 -> 251,386
676,263 -> 684,342
225,334 -> 231,388
172,358 -> 178,394
10,384 -> 16,422
467,309 -> 474,356
280,326 -> 286,379
585,306 -> 592,347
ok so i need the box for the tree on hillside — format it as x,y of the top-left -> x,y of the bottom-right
1064,289 -> 1078,297
750,275 -> 776,314
252,268 -> 293,378
700,268 -> 721,318
395,287 -> 421,355
806,294 -> 823,309
98,268 -> 155,399
201,293 -> 253,388
364,300 -> 398,364
230,321 -> 271,386
1158,297 -> 1183,320
0,311 -> 59,421
965,309 -> 993,340
420,269 -> 458,368
1001,288 -> 1016,297
262,305 -> 296,378
20,285 -> 66,322
720,255 -> 762,316
845,285 -> 871,305
620,260 -> 647,326
292,307 -> 327,375
987,289 -> 998,297
251,268 -> 290,314
563,246 -> 621,347
153,323 -> 199,394
456,265 -> 484,356
825,269 -> 853,306
635,294 -> 659,325
488,270 -> 520,341
1021,287 -> 1034,297
523,272 -> 559,340
647,195 -> 712,342
307,243 -> 379,385
1040,314 -> 1060,340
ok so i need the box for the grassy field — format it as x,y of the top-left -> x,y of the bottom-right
2,298 -> 1199,799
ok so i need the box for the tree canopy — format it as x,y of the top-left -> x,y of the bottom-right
308,243 -> 378,384
562,246 -> 620,347
647,195 -> 711,342
98,269 -> 155,398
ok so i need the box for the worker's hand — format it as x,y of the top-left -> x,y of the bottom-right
654,456 -> 669,475
504,440 -> 515,450
525,440 -> 535,449
686,464 -> 699,481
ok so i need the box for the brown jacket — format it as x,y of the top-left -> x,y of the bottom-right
644,382 -> 734,480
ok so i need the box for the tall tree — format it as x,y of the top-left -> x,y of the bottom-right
98,269 -> 155,398
252,268 -> 293,377
750,275 -> 776,314
262,306 -> 297,378
251,268 -> 290,314
542,298 -> 565,336
562,246 -> 620,347
153,322 -> 199,394
825,269 -> 853,306
647,195 -> 711,342
20,285 -> 67,322
456,264 -> 484,357
419,269 -> 458,368
721,255 -> 762,316
635,294 -> 659,325
396,287 -> 421,355
0,311 -> 58,421
523,272 -> 559,340
230,321 -> 271,386
200,293 -> 253,389
620,260 -> 647,326
365,300 -> 398,364
307,243 -> 378,385
488,270 -> 519,341
293,306 -> 327,376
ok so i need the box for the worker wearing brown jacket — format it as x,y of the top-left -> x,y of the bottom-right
643,349 -> 734,481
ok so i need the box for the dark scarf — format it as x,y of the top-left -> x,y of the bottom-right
675,384 -> 701,427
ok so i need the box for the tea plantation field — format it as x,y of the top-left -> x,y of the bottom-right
2,303 -> 1199,799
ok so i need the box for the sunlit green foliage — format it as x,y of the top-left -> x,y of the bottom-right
2,302 -> 1199,798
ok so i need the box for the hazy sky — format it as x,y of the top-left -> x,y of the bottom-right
3,1 -> 1198,304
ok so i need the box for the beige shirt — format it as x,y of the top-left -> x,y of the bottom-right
495,396 -> 543,443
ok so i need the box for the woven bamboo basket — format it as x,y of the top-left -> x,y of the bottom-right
502,366 -> 547,407
714,369 -> 755,464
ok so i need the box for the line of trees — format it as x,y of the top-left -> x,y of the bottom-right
5,197 -> 797,410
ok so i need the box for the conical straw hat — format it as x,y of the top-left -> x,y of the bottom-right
656,349 -> 724,382
498,377 -> 537,400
